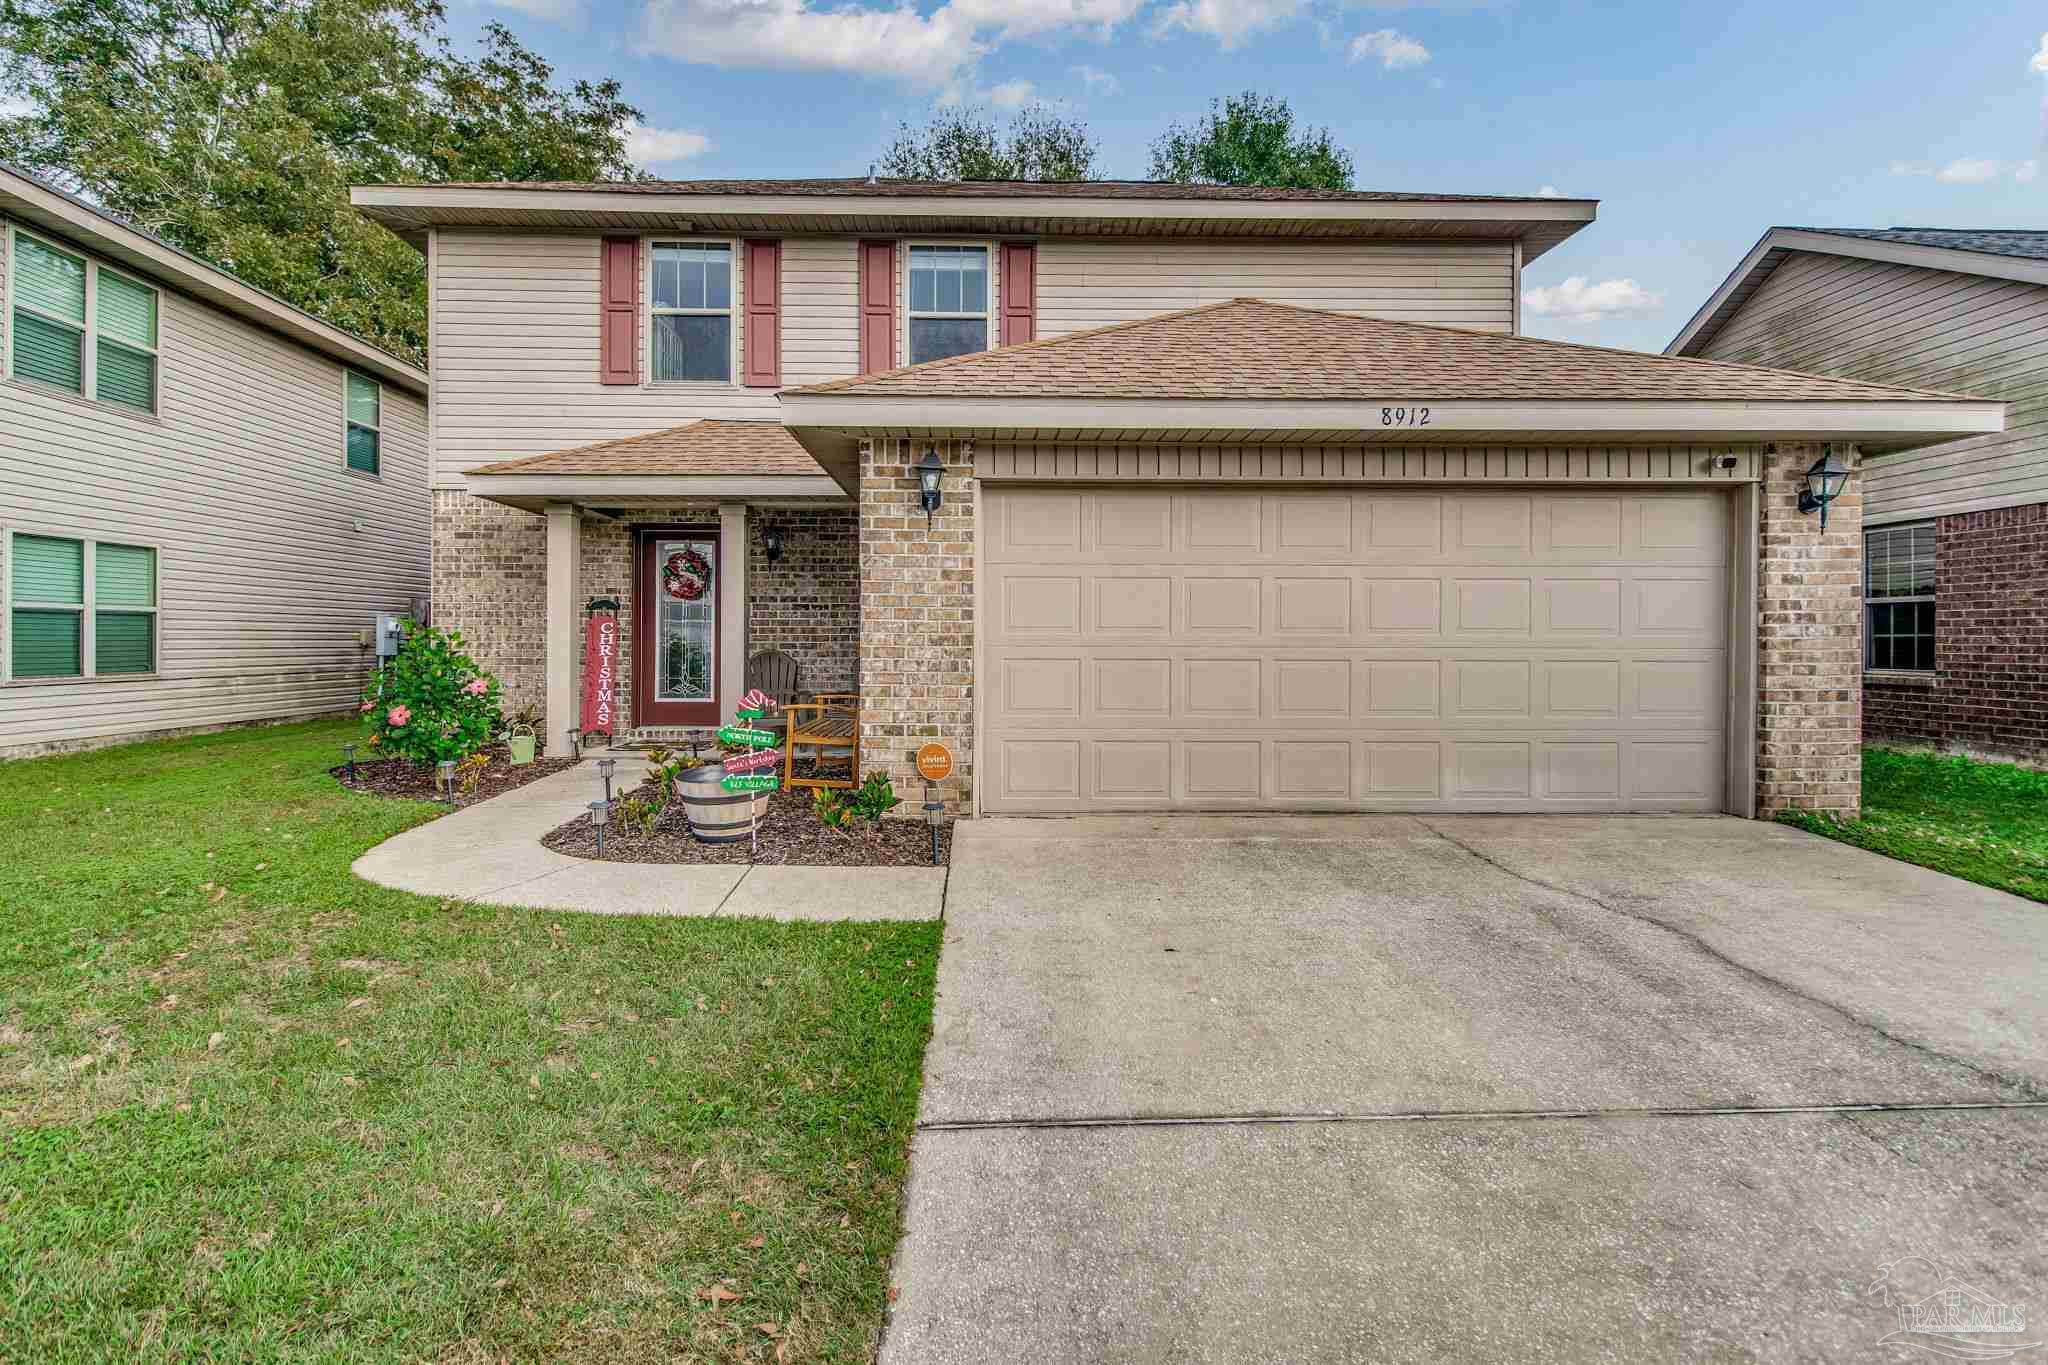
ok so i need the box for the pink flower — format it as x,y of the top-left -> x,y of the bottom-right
387,705 -> 411,727
464,678 -> 490,696
358,700 -> 373,713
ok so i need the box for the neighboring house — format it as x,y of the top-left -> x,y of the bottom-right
1670,227 -> 2048,766
1,165 -> 429,758
350,178 -> 2002,817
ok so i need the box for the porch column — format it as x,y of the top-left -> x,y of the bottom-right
719,502 -> 748,723
544,502 -> 580,756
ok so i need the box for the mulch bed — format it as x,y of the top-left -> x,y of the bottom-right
540,780 -> 952,867
329,743 -> 578,808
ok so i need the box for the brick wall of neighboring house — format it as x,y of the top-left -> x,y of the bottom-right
1865,501 -> 2048,765
432,492 -> 859,746
1756,443 -> 1864,817
858,438 -> 975,812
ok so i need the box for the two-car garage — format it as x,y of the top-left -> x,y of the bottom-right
979,483 -> 1733,814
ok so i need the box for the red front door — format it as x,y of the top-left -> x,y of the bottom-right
634,526 -> 721,727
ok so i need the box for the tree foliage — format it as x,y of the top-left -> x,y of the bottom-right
1147,91 -> 1354,190
878,103 -> 1100,182
361,619 -> 502,766
0,0 -> 642,364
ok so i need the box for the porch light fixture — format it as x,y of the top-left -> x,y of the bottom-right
760,524 -> 785,563
1798,449 -> 1852,531
916,447 -> 944,528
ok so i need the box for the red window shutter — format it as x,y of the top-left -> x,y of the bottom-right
858,240 -> 896,374
999,242 -> 1036,347
599,236 -> 639,385
743,239 -> 782,387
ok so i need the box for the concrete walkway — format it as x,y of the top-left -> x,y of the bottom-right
350,761 -> 945,920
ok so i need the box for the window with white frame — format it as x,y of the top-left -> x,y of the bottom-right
8,229 -> 159,413
649,242 -> 733,382
1865,522 -> 1935,672
6,532 -> 158,680
345,370 -> 381,475
907,245 -> 989,365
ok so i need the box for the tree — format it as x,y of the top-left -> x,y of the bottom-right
1147,91 -> 1354,190
0,0 -> 641,364
878,103 -> 1100,182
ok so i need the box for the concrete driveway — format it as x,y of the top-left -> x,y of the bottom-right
884,815 -> 2048,1363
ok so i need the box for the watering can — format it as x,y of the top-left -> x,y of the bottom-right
505,722 -> 537,766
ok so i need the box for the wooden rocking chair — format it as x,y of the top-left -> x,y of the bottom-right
783,693 -> 860,791
745,650 -> 802,739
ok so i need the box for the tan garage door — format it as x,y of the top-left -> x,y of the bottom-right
980,486 -> 1732,814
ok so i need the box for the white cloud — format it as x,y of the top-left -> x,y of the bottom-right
1892,156 -> 2024,184
1535,184 -> 1563,197
1349,27 -> 1429,69
2030,31 -> 2048,73
485,0 -> 580,20
624,121 -> 711,168
1073,63 -> 1121,96
2018,160 -> 2040,184
638,0 -> 1147,86
1521,276 -> 1664,324
1154,0 -> 1304,49
982,78 -> 1036,108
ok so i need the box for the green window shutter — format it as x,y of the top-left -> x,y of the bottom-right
12,535 -> 83,604
95,542 -> 155,607
94,611 -> 154,674
346,372 -> 380,427
12,608 -> 81,678
346,423 -> 380,474
12,308 -> 84,391
95,337 -> 157,410
14,236 -> 85,323
95,270 -> 157,348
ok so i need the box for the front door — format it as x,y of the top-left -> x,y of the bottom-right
635,527 -> 721,727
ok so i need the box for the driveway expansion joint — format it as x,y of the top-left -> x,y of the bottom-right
917,1099 -> 2048,1133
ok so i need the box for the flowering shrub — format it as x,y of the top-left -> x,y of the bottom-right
360,620 -> 504,767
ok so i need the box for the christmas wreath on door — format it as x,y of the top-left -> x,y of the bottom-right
663,547 -> 713,602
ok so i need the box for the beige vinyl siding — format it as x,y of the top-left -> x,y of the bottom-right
1035,239 -> 1517,338
0,216 -> 429,757
1692,250 -> 2048,523
782,237 -> 859,386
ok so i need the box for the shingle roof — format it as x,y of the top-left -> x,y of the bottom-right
790,298 -> 1974,403
365,176 -> 1588,205
1787,227 -> 2048,265
466,420 -> 826,477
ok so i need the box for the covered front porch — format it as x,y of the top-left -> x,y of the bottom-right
462,420 -> 856,753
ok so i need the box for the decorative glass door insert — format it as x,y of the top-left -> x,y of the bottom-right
636,529 -> 720,727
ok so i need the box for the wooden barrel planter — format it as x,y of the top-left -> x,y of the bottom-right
674,763 -> 770,844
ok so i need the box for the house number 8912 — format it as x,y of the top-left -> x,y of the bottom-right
1381,406 -> 1431,427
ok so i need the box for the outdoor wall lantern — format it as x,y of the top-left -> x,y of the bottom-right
1798,448 -> 1852,531
760,524 -> 785,563
916,447 -> 945,528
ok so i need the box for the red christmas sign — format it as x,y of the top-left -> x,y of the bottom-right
580,610 -> 619,737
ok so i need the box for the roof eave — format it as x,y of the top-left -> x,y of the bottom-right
3,166 -> 427,394
779,394 -> 2006,456
1670,227 -> 2048,356
461,471 -> 850,511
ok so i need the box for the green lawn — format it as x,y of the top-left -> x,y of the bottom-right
1782,747 -> 2048,903
0,719 -> 940,1363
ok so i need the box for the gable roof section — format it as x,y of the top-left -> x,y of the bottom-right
1670,226 -> 2048,357
792,297 -> 1971,403
467,419 -> 826,478
1,163 -> 426,394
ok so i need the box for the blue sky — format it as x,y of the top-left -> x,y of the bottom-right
445,0 -> 2048,353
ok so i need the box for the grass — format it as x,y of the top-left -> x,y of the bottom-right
1781,747 -> 2048,903
0,719 -> 940,1363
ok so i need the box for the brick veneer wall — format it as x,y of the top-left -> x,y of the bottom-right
858,439 -> 975,811
1755,443 -> 1863,816
432,491 -> 858,740
1865,501 -> 2048,764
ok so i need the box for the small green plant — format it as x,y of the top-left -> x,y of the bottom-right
849,772 -> 902,823
495,703 -> 543,743
812,787 -> 853,829
619,796 -> 660,836
359,620 -> 503,767
457,752 -> 491,797
642,745 -> 690,816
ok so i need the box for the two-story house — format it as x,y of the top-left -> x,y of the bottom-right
350,177 -> 2002,818
2,164 -> 429,758
1671,228 -> 2048,767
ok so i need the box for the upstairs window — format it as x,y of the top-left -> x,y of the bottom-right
1865,522 -> 1935,672
8,229 -> 159,412
6,533 -> 157,679
345,371 -> 382,475
908,245 -> 989,365
650,242 -> 733,382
